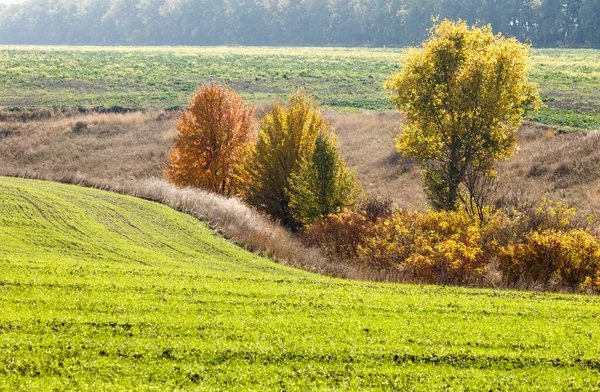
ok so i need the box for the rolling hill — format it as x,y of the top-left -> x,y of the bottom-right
1,176 -> 599,390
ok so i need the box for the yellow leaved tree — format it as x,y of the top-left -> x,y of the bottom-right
385,20 -> 542,218
244,91 -> 359,230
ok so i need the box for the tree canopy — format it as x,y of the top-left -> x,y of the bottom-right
243,91 -> 358,230
0,0 -> 598,47
386,20 -> 542,213
164,84 -> 256,196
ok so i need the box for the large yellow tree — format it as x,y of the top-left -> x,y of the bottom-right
386,20 -> 542,214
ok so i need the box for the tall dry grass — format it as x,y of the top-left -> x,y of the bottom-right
327,111 -> 428,210
0,110 -> 176,181
498,125 -> 600,216
0,168 -> 405,283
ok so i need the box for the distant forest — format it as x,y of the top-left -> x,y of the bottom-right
0,0 -> 599,47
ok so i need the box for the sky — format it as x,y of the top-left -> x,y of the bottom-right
0,0 -> 23,4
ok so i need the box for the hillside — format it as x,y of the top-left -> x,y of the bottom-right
1,110 -> 599,220
1,176 -> 600,390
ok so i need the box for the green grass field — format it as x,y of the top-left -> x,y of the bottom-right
1,46 -> 600,129
1,176 -> 600,390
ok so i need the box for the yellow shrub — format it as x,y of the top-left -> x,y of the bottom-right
358,210 -> 490,284
499,229 -> 600,292
304,198 -> 600,291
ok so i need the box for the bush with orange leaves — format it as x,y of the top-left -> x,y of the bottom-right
305,197 -> 600,291
164,85 -> 256,196
302,209 -> 371,260
301,197 -> 392,260
305,207 -> 494,285
303,200 -> 600,293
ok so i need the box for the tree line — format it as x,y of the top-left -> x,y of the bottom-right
0,0 -> 599,47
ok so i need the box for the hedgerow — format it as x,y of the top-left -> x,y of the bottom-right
304,199 -> 600,291
499,229 -> 600,292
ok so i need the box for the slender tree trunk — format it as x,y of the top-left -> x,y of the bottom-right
446,143 -> 462,211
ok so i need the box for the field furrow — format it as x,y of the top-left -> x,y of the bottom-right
1,176 -> 599,390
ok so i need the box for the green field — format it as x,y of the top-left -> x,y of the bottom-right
1,176 -> 600,390
1,46 -> 600,129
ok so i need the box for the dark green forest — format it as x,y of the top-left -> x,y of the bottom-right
0,0 -> 599,47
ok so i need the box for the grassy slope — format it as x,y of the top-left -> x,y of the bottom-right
1,176 -> 600,390
1,46 -> 600,129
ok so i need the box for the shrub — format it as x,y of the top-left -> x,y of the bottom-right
495,199 -> 596,247
244,91 -> 357,230
305,206 -> 493,285
287,132 -> 361,226
359,210 -> 490,284
72,121 -> 88,134
499,229 -> 600,292
302,209 -> 372,260
301,197 -> 393,260
362,196 -> 394,223
164,84 -> 256,196
304,196 -> 600,290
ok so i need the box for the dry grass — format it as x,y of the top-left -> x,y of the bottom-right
1,109 -> 598,215
328,111 -> 427,210
2,109 -> 600,281
498,124 -> 600,216
0,110 -> 176,180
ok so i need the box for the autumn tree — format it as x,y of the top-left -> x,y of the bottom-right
287,132 -> 361,226
164,85 -> 256,196
385,20 -> 542,214
244,91 -> 358,230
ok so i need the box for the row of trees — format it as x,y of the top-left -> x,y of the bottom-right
1,0 -> 599,47
164,86 -> 360,230
166,20 -> 539,230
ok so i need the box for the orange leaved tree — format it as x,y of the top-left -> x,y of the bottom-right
164,85 -> 256,196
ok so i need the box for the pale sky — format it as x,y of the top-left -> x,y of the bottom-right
0,0 -> 23,4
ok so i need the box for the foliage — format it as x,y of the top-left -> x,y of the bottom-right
358,210 -> 490,285
301,197 -> 393,259
244,91 -> 347,230
505,198 -> 578,239
1,0 -> 600,48
303,201 -> 491,285
302,208 -> 372,260
164,85 -> 255,195
306,197 -> 600,289
499,229 -> 600,292
3,177 -> 600,390
287,132 -> 361,226
362,196 -> 395,222
386,20 -> 542,211
492,198 -> 598,248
